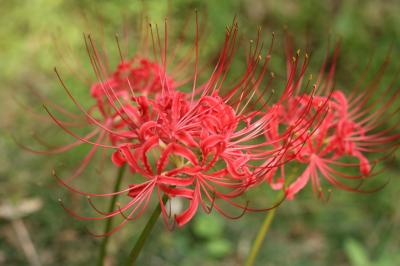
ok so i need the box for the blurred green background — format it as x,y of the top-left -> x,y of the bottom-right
1,0 -> 399,265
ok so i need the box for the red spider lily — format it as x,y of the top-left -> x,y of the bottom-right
53,17 -> 318,234
90,58 -> 174,99
24,55 -> 175,183
266,43 -> 400,200
19,11 -> 210,179
18,19 -> 192,183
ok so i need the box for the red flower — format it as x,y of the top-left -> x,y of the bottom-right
266,44 -> 399,199
54,19 -> 304,234
21,30 -> 178,183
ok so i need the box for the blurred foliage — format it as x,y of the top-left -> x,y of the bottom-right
0,0 -> 399,265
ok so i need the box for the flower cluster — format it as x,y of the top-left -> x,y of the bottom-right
27,17 -> 399,235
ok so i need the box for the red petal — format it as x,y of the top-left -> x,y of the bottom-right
157,143 -> 199,174
111,150 -> 126,166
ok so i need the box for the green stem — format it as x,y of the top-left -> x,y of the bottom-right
97,164 -> 126,266
124,196 -> 168,266
245,207 -> 277,266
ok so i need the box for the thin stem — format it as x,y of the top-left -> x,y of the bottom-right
97,164 -> 127,266
245,207 -> 277,266
124,195 -> 168,266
